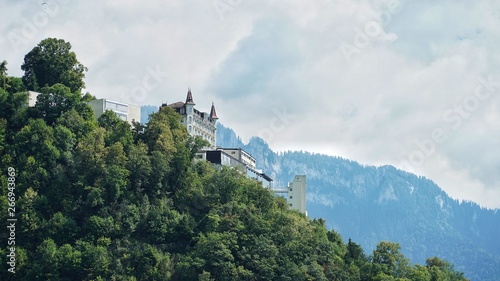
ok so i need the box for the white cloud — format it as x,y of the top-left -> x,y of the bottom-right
2,0 -> 500,208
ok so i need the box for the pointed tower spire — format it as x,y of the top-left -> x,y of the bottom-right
185,88 -> 195,105
210,102 -> 218,120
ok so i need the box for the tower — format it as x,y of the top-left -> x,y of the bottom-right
185,88 -> 195,134
289,175 -> 307,215
210,102 -> 218,121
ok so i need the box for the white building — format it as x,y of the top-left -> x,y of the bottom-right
161,89 -> 218,148
219,148 -> 257,170
273,175 -> 307,215
88,98 -> 141,125
195,148 -> 273,188
288,175 -> 307,215
28,91 -> 39,107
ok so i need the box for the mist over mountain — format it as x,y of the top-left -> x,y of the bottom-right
217,123 -> 500,281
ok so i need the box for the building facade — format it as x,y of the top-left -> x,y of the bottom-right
273,175 -> 307,215
195,148 -> 273,188
161,89 -> 218,148
288,175 -> 307,215
88,98 -> 141,125
219,148 -> 257,170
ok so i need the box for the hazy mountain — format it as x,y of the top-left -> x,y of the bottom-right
216,123 -> 500,281
141,105 -> 159,124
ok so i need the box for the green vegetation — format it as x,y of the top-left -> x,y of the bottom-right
0,38 -> 469,280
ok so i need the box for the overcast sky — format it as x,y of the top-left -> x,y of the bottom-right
2,0 -> 500,209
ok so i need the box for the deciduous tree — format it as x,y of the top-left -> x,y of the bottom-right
21,38 -> 87,92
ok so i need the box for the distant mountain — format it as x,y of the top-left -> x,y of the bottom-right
216,123 -> 500,281
141,105 -> 158,124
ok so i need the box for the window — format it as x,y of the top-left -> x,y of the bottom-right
289,196 -> 293,199
289,188 -> 293,191
105,101 -> 128,113
116,112 -> 127,121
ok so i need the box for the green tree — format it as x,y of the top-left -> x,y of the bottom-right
98,110 -> 133,148
0,60 -> 7,89
127,142 -> 151,195
34,84 -> 83,125
140,198 -> 186,245
102,142 -> 129,205
426,257 -> 467,281
21,38 -> 87,92
408,265 -> 431,281
0,60 -> 25,94
0,118 -> 6,155
372,241 -> 411,278
13,119 -> 60,194
55,108 -> 96,140
193,231 -> 252,281
76,240 -> 111,280
346,238 -> 366,264
127,245 -> 173,280
46,212 -> 78,245
0,88 -> 31,139
73,127 -> 106,187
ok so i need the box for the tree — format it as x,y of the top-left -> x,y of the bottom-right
98,110 -> 133,148
13,119 -> 60,193
426,257 -> 467,281
34,83 -> 83,125
127,142 -> 151,194
0,60 -> 7,90
0,87 -> 30,138
0,61 -> 26,94
408,265 -> 431,281
21,38 -> 87,92
372,241 -> 410,278
55,108 -> 96,140
346,238 -> 365,264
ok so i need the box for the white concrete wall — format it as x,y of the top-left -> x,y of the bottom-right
28,91 -> 39,107
88,98 -> 141,125
289,175 -> 307,215
128,104 -> 141,123
88,98 -> 105,121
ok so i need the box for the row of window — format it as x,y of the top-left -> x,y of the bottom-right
188,126 -> 215,143
105,101 -> 128,113
193,118 -> 216,133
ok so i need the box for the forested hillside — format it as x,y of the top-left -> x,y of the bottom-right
217,124 -> 500,281
0,38 -> 469,280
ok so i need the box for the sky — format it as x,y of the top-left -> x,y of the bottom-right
2,0 -> 500,209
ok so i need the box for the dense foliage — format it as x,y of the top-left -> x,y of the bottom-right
0,39 -> 468,280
